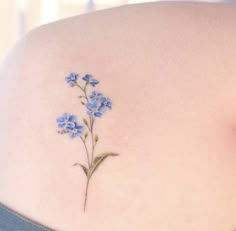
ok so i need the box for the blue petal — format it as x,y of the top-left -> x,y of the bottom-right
70,72 -> 78,79
97,104 -> 106,112
76,125 -> 83,130
106,101 -> 112,110
82,76 -> 88,81
86,102 -> 97,110
58,123 -> 65,128
89,91 -> 103,101
56,117 -> 65,123
94,111 -> 103,118
68,132 -> 76,138
89,91 -> 96,99
68,115 -> 76,122
63,113 -> 70,120
75,124 -> 83,132
82,74 -> 92,81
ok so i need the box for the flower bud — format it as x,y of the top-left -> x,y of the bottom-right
81,101 -> 85,105
84,132 -> 88,139
83,118 -> 88,125
95,135 -> 99,142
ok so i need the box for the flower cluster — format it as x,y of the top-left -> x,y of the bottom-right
65,72 -> 78,86
65,72 -> 99,87
86,91 -> 112,118
58,72 -> 112,138
57,113 -> 83,138
82,74 -> 99,87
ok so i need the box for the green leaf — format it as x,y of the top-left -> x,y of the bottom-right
88,152 -> 119,178
73,163 -> 88,176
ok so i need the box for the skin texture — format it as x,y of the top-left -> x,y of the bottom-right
1,2 -> 236,230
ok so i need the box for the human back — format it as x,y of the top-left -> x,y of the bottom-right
0,2 -> 236,231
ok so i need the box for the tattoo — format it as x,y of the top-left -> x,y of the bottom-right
56,72 -> 119,211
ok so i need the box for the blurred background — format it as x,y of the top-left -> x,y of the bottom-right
0,0 -> 225,62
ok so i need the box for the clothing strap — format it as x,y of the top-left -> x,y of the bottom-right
0,202 -> 54,231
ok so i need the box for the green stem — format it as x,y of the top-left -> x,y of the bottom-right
74,81 -> 95,212
75,82 -> 89,103
83,83 -> 89,102
84,177 -> 90,212
80,137 -> 90,167
75,82 -> 84,92
90,117 -> 96,163
76,81 -> 93,167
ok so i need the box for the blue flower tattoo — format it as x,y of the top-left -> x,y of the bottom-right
56,72 -> 119,211
65,72 -> 79,86
57,113 -> 77,131
89,91 -> 103,101
82,74 -> 99,87
68,123 -> 84,138
86,91 -> 112,118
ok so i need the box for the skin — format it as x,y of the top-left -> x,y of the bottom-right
0,2 -> 236,230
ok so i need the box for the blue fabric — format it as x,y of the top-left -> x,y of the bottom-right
0,202 -> 54,231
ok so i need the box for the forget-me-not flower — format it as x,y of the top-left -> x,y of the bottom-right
65,72 -> 78,86
86,91 -> 112,118
86,101 -> 105,118
57,113 -> 77,131
57,113 -> 84,138
82,74 -> 99,87
68,123 -> 84,138
100,97 -> 112,110
89,91 -> 103,102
